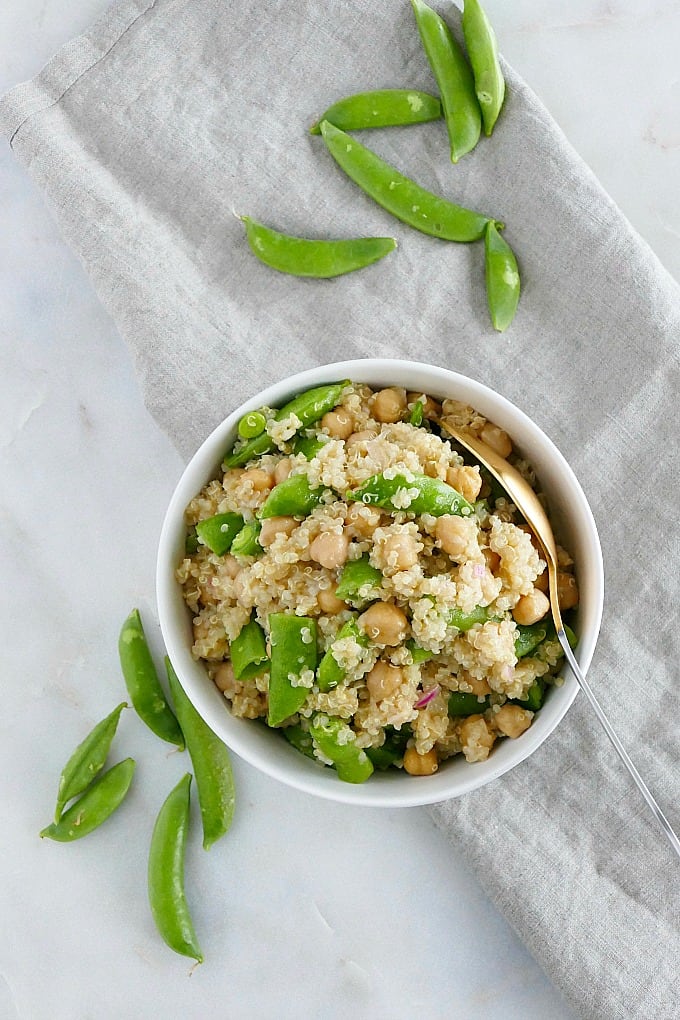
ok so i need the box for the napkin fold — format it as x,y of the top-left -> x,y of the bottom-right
3,1 -> 679,1016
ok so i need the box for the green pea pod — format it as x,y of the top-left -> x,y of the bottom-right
53,702 -> 127,822
406,639 -> 436,664
166,660 -> 235,851
310,89 -> 442,133
484,221 -> 520,332
309,715 -> 374,783
283,723 -> 319,762
411,0 -> 481,162
119,609 -> 184,748
268,614 -> 318,727
366,726 -> 411,769
448,691 -> 489,717
230,617 -> 268,680
259,474 -> 325,519
241,216 -> 396,279
185,527 -> 199,555
514,620 -> 551,659
449,605 -> 491,631
348,471 -> 474,517
317,618 -> 369,692
224,381 -> 349,467
462,0 -> 505,136
409,400 -> 425,427
231,520 -> 262,558
513,679 -> 546,712
196,513 -> 244,556
292,434 -> 329,460
319,121 -> 492,243
148,774 -> 203,964
40,758 -> 135,842
334,554 -> 384,604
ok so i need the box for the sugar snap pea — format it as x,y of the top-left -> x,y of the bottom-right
148,773 -> 203,964
53,702 -> 127,822
319,121 -> 494,243
230,616 -> 269,680
409,399 -> 425,427
259,473 -> 325,519
40,758 -> 135,841
310,89 -> 442,134
196,512 -> 245,556
166,660 -> 235,851
334,554 -> 384,604
309,714 -> 374,783
185,527 -> 199,555
231,520 -> 262,558
406,639 -> 436,664
448,691 -> 489,716
268,614 -> 318,727
283,723 -> 319,761
317,618 -> 369,692
119,609 -> 184,748
514,620 -> 551,659
449,605 -> 491,631
513,679 -> 545,712
411,0 -> 481,162
348,471 -> 475,517
291,433 -> 329,460
484,221 -> 520,332
366,726 -> 411,769
462,0 -> 506,136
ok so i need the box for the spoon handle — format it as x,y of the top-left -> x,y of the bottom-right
557,630 -> 680,859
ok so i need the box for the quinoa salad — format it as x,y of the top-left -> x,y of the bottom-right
176,381 -> 579,783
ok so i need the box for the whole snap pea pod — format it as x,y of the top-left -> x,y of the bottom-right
224,381 -> 349,467
310,89 -> 442,134
268,614 -> 319,727
319,121 -> 493,243
348,471 -> 475,517
317,618 -> 369,692
448,691 -> 489,717
449,605 -> 491,631
148,773 -> 203,964
283,723 -> 319,761
230,616 -> 269,680
241,216 -> 396,279
196,512 -> 244,556
484,221 -> 520,332
53,702 -> 127,822
231,520 -> 263,558
309,715 -> 374,783
166,661 -> 235,851
259,474 -> 325,519
462,0 -> 505,136
334,554 -> 384,604
119,609 -> 184,749
411,0 -> 481,162
40,758 -> 135,842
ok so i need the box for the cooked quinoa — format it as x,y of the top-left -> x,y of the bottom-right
176,382 -> 579,782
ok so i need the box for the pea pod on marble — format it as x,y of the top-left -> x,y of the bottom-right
119,609 -> 184,749
40,758 -> 136,842
52,702 -> 127,823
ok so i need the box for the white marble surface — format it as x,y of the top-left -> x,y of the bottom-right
1,2 -> 678,1018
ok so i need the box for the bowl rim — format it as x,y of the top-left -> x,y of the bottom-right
156,358 -> 604,807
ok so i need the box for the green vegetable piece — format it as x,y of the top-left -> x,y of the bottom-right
411,0 -> 481,162
292,434 -> 328,460
119,609 -> 184,748
365,745 -> 399,769
166,660 -> 235,850
348,471 -> 475,517
283,724 -> 319,762
53,702 -> 127,822
484,221 -> 520,332
317,618 -> 368,692
319,121 -> 492,243
405,639 -> 436,664
462,0 -> 505,136
564,624 -> 578,649
238,410 -> 267,439
241,216 -> 396,279
448,691 -> 489,716
195,512 -> 244,556
230,617 -> 268,680
40,758 -> 135,842
225,381 -> 349,468
409,400 -> 425,427
148,774 -> 203,964
231,520 -> 262,558
310,89 -> 442,133
514,620 -> 550,659
268,614 -> 318,727
513,679 -> 546,712
309,715 -> 374,783
334,554 -> 384,604
449,605 -> 491,631
259,473 -> 325,519
185,527 -> 199,555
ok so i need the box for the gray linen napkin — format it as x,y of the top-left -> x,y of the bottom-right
3,0 -> 679,1015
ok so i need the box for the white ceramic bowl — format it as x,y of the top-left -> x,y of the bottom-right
157,359 -> 603,807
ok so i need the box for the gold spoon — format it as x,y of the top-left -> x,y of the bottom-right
441,421 -> 680,859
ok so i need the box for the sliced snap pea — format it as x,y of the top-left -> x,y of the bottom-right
484,221 -> 520,332
185,527 -> 199,555
309,715 -> 374,783
283,723 -> 319,762
40,758 -> 135,842
259,474 -> 325,519
411,0 -> 481,162
406,639 -> 436,664
196,513 -> 244,556
241,216 -> 396,279
462,0 -> 505,136
238,410 -> 267,439
334,554 -> 384,604
514,620 -> 551,659
319,121 -> 493,243
148,773 -> 203,964
231,520 -> 262,558
230,617 -> 269,680
224,381 -> 349,468
449,605 -> 491,631
448,691 -> 489,717
166,660 -> 235,851
268,614 -> 318,727
119,609 -> 184,748
317,618 -> 368,692
291,433 -> 329,460
348,471 -> 475,517
409,400 -> 425,427
310,89 -> 442,133
53,702 -> 127,822
513,679 -> 545,712
366,726 -> 411,769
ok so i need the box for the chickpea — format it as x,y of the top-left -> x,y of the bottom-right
243,467 -> 274,492
222,554 -> 242,579
259,515 -> 298,547
480,423 -> 513,458
382,532 -> 419,571
403,746 -> 439,776
309,531 -> 350,569
446,464 -> 482,502
371,387 -> 407,423
345,429 -> 379,449
512,588 -> 550,626
557,571 -> 579,610
213,661 -> 236,694
321,408 -> 354,440
345,503 -> 383,539
535,567 -> 549,593
407,392 -> 442,420
466,675 -> 491,697
494,704 -> 532,739
317,584 -> 347,614
435,515 -> 473,560
273,458 -> 292,485
366,661 -> 404,701
359,601 -> 409,646
458,715 -> 496,762
483,548 -> 501,574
